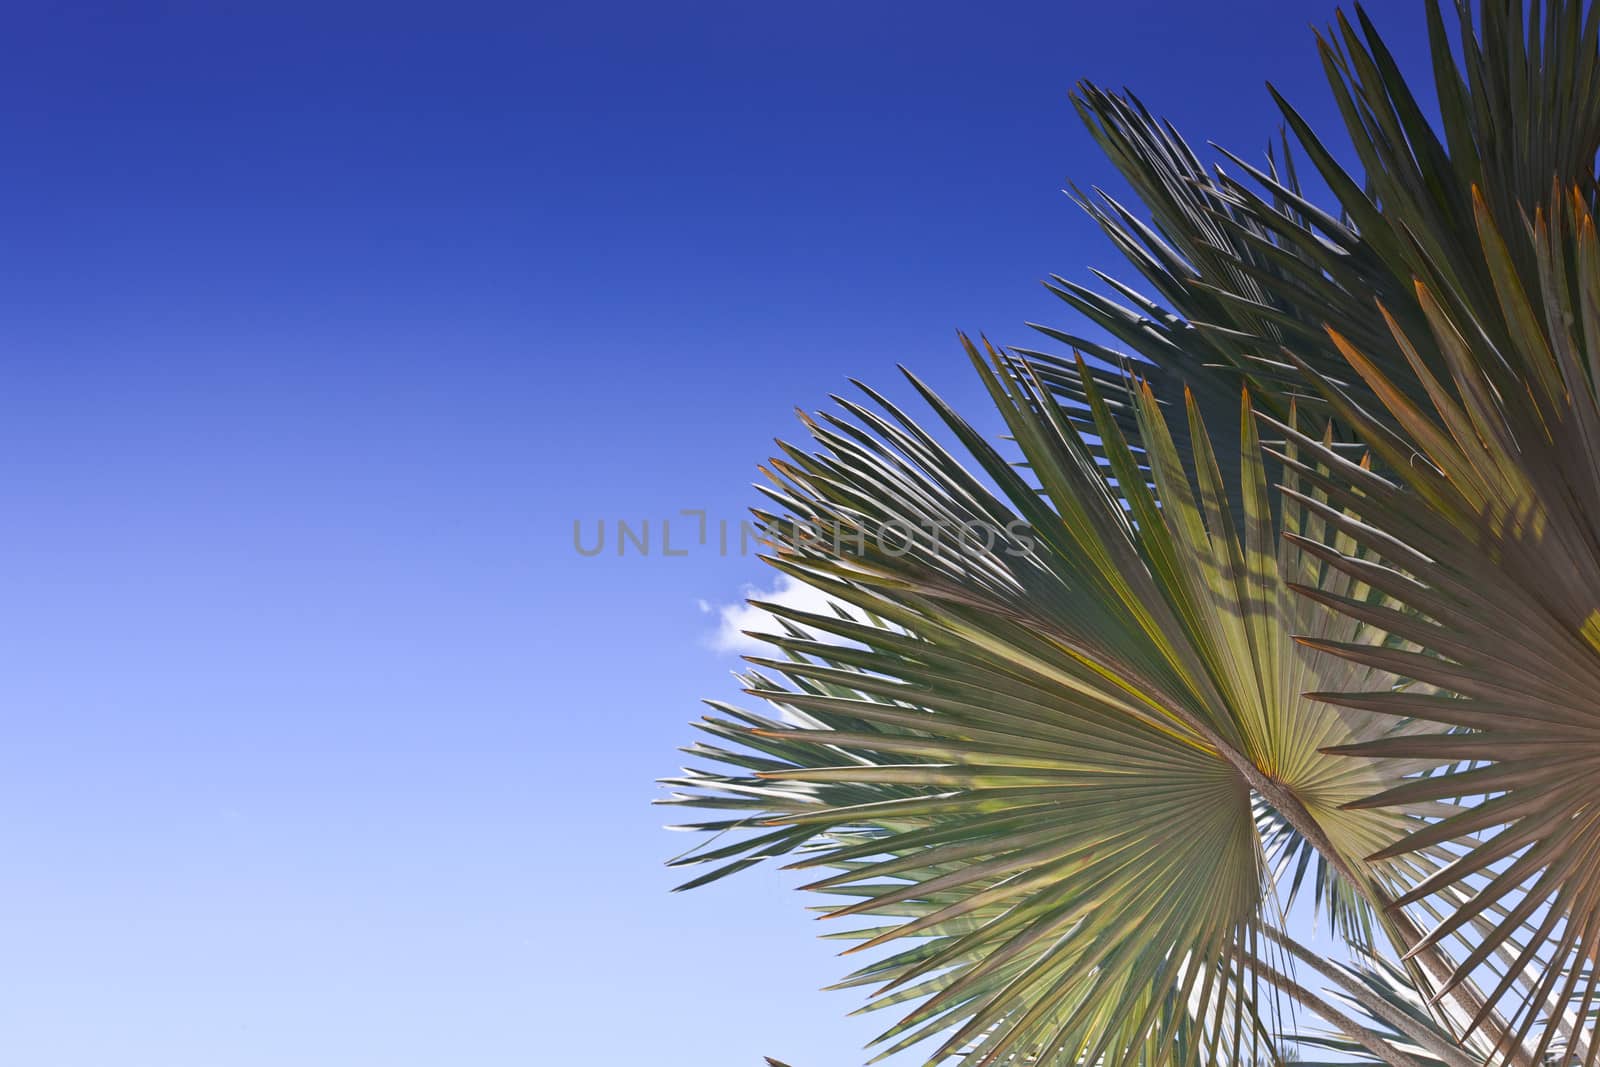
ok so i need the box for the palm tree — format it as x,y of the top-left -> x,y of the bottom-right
658,3 -> 1600,1065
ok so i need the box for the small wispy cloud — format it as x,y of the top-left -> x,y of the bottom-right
708,573 -> 838,654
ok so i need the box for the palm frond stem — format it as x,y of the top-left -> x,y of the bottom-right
1261,926 -> 1478,1067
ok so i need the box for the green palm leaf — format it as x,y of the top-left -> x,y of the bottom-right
662,341 -> 1432,1066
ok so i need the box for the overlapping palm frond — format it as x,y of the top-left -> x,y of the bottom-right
1036,84 -> 1373,426
661,339 -> 1441,1066
1031,0 -> 1600,457
1270,186 -> 1600,1065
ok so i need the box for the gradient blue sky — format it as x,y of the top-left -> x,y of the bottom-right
0,2 -> 1433,1064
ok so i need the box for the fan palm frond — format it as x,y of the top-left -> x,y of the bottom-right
662,339 -> 1438,1066
1034,1 -> 1600,455
1270,186 -> 1600,1066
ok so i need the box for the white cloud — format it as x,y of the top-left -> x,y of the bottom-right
709,573 -> 839,655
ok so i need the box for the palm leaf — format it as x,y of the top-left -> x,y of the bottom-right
663,342 -> 1434,1066
1031,1 -> 1600,465
1272,186 -> 1600,1066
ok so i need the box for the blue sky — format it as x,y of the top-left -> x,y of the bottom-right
0,2 -> 1433,1064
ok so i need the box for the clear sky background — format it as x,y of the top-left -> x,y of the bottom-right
0,2 -> 1434,1064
